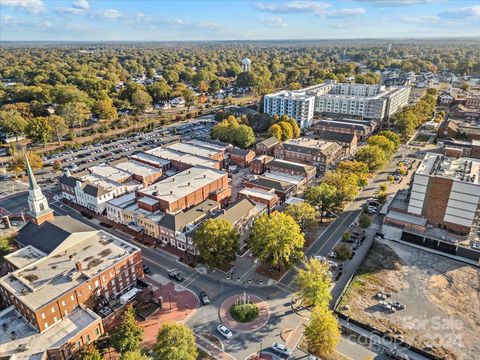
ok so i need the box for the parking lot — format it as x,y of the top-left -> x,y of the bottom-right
340,239 -> 480,360
38,117 -> 215,179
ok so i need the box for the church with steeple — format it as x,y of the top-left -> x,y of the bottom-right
25,155 -> 54,225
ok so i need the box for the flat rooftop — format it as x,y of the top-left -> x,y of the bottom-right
139,166 -> 226,204
416,153 -> 480,184
282,137 -> 336,150
186,139 -> 230,152
107,192 -> 136,208
165,142 -> 220,159
147,147 -> 218,168
4,245 -> 47,270
267,90 -> 314,101
131,152 -> 171,167
115,160 -> 161,177
0,306 -> 100,360
238,187 -> 278,201
90,165 -> 132,182
124,202 -> 164,222
81,173 -> 123,192
0,231 -> 139,310
263,171 -> 304,186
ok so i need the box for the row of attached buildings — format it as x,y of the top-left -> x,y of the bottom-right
0,158 -> 144,359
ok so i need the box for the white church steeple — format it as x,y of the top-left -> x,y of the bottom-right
26,155 -> 54,225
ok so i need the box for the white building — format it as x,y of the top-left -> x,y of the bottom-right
263,90 -> 315,129
264,81 -> 410,126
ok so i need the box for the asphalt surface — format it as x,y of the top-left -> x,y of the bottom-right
0,142 -> 419,360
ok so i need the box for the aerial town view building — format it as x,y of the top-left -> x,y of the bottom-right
0,1 -> 479,360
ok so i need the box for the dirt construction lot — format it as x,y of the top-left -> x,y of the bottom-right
340,240 -> 480,360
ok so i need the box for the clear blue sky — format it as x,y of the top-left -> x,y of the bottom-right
1,0 -> 479,41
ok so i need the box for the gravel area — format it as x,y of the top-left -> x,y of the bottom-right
340,240 -> 480,360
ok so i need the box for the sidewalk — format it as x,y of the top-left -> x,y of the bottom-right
195,334 -> 237,360
141,275 -> 199,348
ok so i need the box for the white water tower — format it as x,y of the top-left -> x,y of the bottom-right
241,57 -> 251,72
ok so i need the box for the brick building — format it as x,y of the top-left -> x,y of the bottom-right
250,155 -> 274,175
228,148 -> 256,168
265,159 -> 316,183
137,166 -> 231,213
383,153 -> 480,239
255,137 -> 279,156
0,160 -> 143,359
274,137 -> 343,172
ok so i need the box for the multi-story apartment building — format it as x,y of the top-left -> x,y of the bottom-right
264,81 -> 410,125
307,82 -> 410,120
273,137 -> 343,172
0,159 -> 144,359
263,90 -> 315,129
137,166 -> 231,213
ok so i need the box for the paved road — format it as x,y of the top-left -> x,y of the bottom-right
2,142 -> 421,360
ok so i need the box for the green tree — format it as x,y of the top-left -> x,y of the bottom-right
334,243 -> 352,261
109,306 -> 143,355
0,110 -> 28,142
285,202 -> 316,232
355,145 -> 388,172
377,191 -> 388,205
193,219 -> 239,268
287,118 -> 301,138
148,80 -> 172,102
154,322 -> 197,360
182,88 -> 196,110
460,82 -> 470,92
367,135 -> 395,157
304,183 -> 338,222
359,213 -> 371,229
121,351 -> 152,360
379,183 -> 387,192
131,89 -> 153,113
93,98 -> 117,121
74,343 -> 102,360
304,306 -> 341,357
377,130 -> 401,149
278,121 -> 293,141
48,115 -> 68,144
234,124 -> 256,148
250,212 -> 304,269
323,170 -> 359,204
295,258 -> 332,308
268,123 -> 283,141
336,160 -> 369,188
57,102 -> 91,128
27,116 -> 52,145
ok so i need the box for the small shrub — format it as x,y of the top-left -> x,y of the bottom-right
230,302 -> 259,322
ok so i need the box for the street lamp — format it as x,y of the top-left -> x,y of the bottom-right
168,291 -> 171,310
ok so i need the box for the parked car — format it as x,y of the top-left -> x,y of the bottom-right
217,324 -> 233,339
272,343 -> 292,357
168,269 -> 184,282
328,251 -> 336,259
199,291 -> 210,305
142,264 -> 151,274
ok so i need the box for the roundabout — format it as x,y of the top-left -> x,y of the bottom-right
219,292 -> 270,332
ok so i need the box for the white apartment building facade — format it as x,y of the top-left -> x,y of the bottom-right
263,90 -> 315,129
264,81 -> 410,126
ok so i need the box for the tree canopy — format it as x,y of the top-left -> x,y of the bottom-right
193,218 -> 239,268
250,212 -> 304,269
154,322 -> 197,360
109,306 -> 144,355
